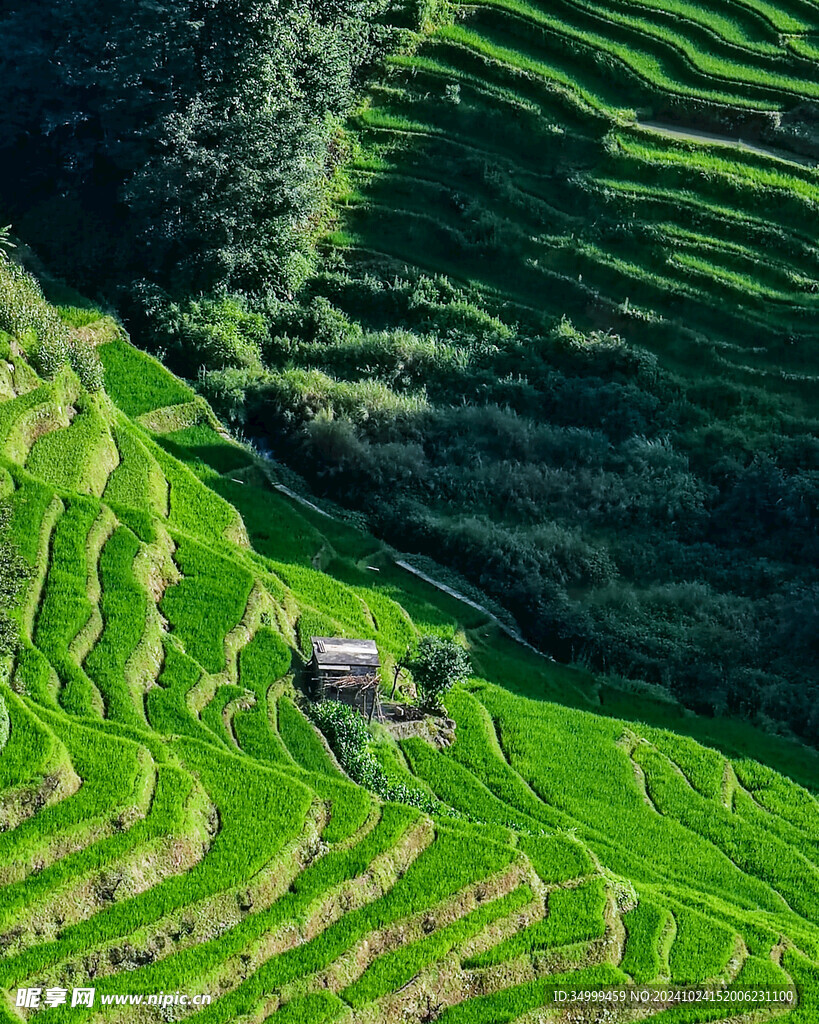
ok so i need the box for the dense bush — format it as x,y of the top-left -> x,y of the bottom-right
0,255 -> 69,366
308,699 -> 439,812
0,502 -> 32,656
411,635 -> 471,711
69,341 -> 105,392
31,332 -> 71,379
0,0 -> 395,297
0,253 -> 104,390
155,297 -> 268,370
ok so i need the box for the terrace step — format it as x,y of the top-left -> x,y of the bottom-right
0,763 -> 209,957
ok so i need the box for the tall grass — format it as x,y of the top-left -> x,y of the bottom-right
161,538 -> 254,674
466,878 -> 608,966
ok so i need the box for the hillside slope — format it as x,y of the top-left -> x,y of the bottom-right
158,0 -> 819,750
335,0 -> 819,399
1,280 -> 819,1022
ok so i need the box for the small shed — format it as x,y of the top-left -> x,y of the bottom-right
310,637 -> 381,700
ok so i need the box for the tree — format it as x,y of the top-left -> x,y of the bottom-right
0,0 -> 391,296
0,502 -> 31,656
411,635 -> 471,712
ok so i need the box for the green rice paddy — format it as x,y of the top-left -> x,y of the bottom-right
325,0 -> 819,407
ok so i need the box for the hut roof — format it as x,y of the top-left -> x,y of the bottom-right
310,637 -> 380,670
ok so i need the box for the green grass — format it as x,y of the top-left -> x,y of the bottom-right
435,965 -> 629,1023
239,627 -> 292,696
32,801 -> 414,1013
343,883 -> 533,1005
0,713 -> 153,889
0,742 -> 314,990
0,689 -> 59,792
134,824 -> 517,1024
152,440 -> 245,542
200,684 -> 246,748
0,761 -> 195,927
278,696 -> 344,776
33,497 -> 102,716
230,627 -> 295,762
401,733 -> 546,830
648,954 -> 791,1022
327,0 -> 819,399
158,422 -> 254,475
471,681 -> 818,944
668,905 -> 737,984
517,832 -> 594,884
161,537 -> 254,674
103,420 -> 168,516
644,728 -> 726,800
465,878 -> 608,966
621,896 -> 671,982
262,993 -> 346,1024
97,338 -> 194,417
304,770 -> 375,843
146,641 -> 212,740
83,526 -> 148,726
734,757 -> 819,837
633,742 -> 819,922
25,396 -> 115,497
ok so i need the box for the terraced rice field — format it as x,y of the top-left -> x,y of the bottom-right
330,0 -> 819,404
1,315 -> 819,1023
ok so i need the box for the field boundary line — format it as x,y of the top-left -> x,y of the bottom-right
21,794 -> 328,993
394,560 -> 542,655
188,814 -> 436,1019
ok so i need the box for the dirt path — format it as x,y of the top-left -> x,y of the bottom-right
393,559 -> 546,657
263,471 -> 549,659
637,120 -> 817,168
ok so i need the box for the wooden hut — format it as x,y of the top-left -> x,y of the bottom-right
309,637 -> 381,702
308,637 -> 437,731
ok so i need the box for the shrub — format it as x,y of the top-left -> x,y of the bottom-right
0,256 -> 70,369
308,699 -> 438,812
412,634 -> 471,711
31,331 -> 71,378
159,296 -> 267,370
69,340 -> 105,392
310,699 -> 372,776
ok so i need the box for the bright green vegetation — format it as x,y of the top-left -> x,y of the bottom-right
96,337 -> 196,419
278,696 -> 342,776
342,884 -> 533,1005
161,538 -> 255,674
103,420 -> 168,517
465,878 -> 608,967
264,992 -> 346,1024
668,906 -> 738,984
25,398 -> 110,494
0,279 -> 817,1024
621,897 -> 672,983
